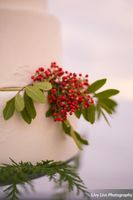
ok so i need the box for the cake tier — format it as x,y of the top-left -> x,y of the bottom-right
0,0 -> 61,87
0,92 -> 78,164
0,0 -> 48,12
0,0 -> 78,164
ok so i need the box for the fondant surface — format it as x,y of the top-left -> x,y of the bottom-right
0,0 -> 78,164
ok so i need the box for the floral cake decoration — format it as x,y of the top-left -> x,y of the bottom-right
2,62 -> 120,149
0,62 -> 119,200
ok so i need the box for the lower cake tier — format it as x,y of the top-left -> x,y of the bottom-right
0,92 -> 78,164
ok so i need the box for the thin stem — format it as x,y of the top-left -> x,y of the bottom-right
100,108 -> 111,126
18,86 -> 27,94
0,84 -> 31,93
65,119 -> 82,150
0,87 -> 23,92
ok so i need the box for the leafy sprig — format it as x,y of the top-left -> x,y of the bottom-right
60,79 -> 119,146
1,70 -> 119,149
3,81 -> 52,123
62,120 -> 89,150
0,159 -> 90,200
74,78 -> 119,125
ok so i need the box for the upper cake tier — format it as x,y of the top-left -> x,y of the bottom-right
0,0 -> 48,12
0,0 -> 62,87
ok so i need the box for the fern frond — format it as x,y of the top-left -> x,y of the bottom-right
0,159 -> 90,200
4,184 -> 20,200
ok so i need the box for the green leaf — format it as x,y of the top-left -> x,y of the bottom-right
46,108 -> 53,117
82,105 -> 96,124
21,108 -> 32,124
74,131 -> 89,145
24,93 -> 36,119
25,85 -> 46,103
70,128 -> 82,150
3,97 -> 15,120
34,81 -> 52,91
95,102 -> 111,126
96,103 -> 101,119
100,109 -> 111,126
87,78 -> 107,93
75,109 -> 82,119
95,98 -> 118,121
101,98 -> 117,111
95,89 -> 120,98
15,94 -> 25,112
100,102 -> 112,114
87,105 -> 96,124
62,121 -> 88,149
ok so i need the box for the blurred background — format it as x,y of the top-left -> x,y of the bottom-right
27,0 -> 133,198
48,0 -> 133,190
1,0 -> 133,199
29,0 -> 133,198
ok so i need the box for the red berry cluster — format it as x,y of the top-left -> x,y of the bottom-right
31,62 -> 64,82
31,62 -> 94,122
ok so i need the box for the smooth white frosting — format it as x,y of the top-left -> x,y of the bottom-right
0,0 -> 62,87
0,92 -> 78,164
0,0 -> 78,164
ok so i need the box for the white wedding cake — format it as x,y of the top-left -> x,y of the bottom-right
0,0 -> 78,164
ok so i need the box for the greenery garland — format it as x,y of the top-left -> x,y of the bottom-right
0,158 -> 90,200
